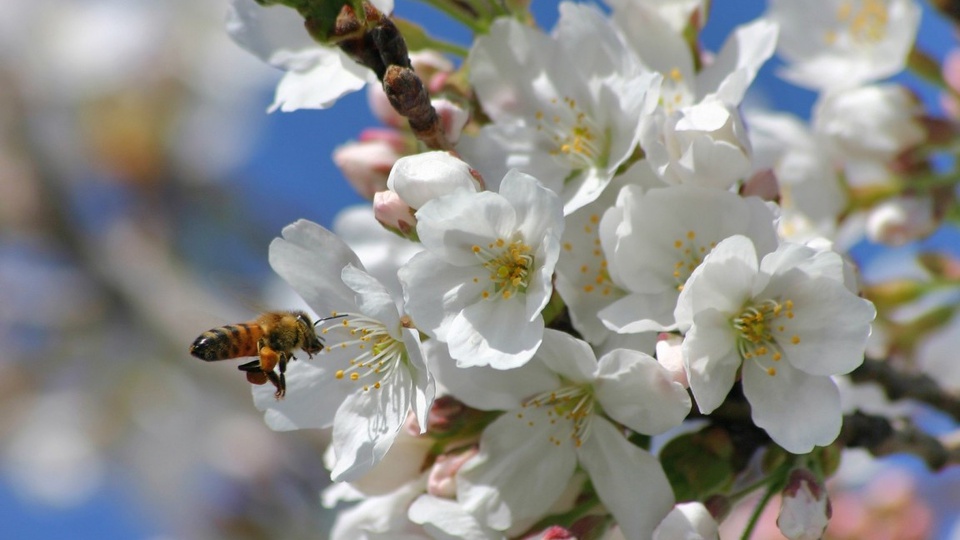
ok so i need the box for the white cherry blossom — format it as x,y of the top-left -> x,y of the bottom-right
257,219 -> 434,482
458,3 -> 660,214
746,109 -> 846,242
768,0 -> 921,90
621,16 -> 779,188
675,235 -> 876,453
599,184 -> 779,333
812,83 -> 925,163
399,170 -> 563,369
456,330 -> 690,538
227,0 -> 393,112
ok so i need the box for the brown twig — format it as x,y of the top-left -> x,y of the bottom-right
850,358 -> 960,422
841,411 -> 960,470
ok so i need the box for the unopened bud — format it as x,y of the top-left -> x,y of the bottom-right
865,196 -> 936,246
409,50 -> 454,92
426,447 -> 477,498
333,132 -> 404,199
426,395 -> 466,433
373,190 -> 415,236
777,468 -> 831,540
536,525 -> 577,539
387,151 -> 481,209
740,168 -> 780,201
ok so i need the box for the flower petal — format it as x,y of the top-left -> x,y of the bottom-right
252,359 -> 352,430
683,308 -> 740,414
578,417 -> 675,540
399,251 -> 486,340
742,359 -> 842,454
341,264 -> 401,333
329,368 -> 412,482
447,297 -> 544,369
457,406 -> 578,531
415,190 -> 516,266
269,48 -> 371,112
269,219 -> 362,314
409,495 -> 501,540
534,329 -> 599,383
594,349 -> 691,435
427,340 -> 560,411
765,275 -> 876,376
675,235 -> 759,332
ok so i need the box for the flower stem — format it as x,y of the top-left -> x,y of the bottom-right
740,482 -> 778,540
409,0 -> 491,33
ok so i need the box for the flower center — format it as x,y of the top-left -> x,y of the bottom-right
671,230 -> 716,292
660,67 -> 693,114
732,298 -> 801,377
535,96 -> 608,170
322,312 -> 404,392
472,237 -> 534,300
825,0 -> 889,46
568,213 -> 617,297
519,384 -> 595,448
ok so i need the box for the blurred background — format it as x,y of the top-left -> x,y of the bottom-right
1,0 -> 959,539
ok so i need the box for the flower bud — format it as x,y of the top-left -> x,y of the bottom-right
333,130 -> 406,199
777,468 -> 831,540
386,151 -> 481,209
373,190 -> 415,236
536,525 -> 577,539
865,196 -> 936,246
740,169 -> 780,202
426,447 -> 476,498
410,50 -> 454,91
367,84 -> 405,128
813,84 -> 925,162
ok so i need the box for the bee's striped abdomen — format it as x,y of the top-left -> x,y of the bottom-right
189,323 -> 262,361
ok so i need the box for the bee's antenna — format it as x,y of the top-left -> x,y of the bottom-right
315,314 -> 348,327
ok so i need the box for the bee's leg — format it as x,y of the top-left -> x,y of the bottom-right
277,353 -> 290,397
258,345 -> 284,399
237,360 -> 269,386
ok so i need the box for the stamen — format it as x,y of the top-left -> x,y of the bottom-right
473,237 -> 535,301
732,298 -> 799,377
536,96 -> 608,170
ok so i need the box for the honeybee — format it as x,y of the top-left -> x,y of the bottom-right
190,310 -> 332,399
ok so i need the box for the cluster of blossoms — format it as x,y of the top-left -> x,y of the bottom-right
223,0 -> 960,538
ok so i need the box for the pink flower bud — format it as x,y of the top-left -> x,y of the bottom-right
410,50 -> 454,89
426,447 -> 477,498
777,469 -> 831,540
367,83 -> 403,128
741,168 -> 780,202
333,135 -> 403,199
427,395 -> 466,433
373,190 -> 415,236
533,526 -> 577,540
